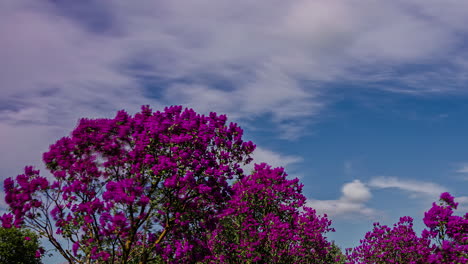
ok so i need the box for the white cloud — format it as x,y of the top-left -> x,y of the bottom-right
342,180 -> 372,202
307,180 -> 377,218
252,147 -> 303,168
243,147 -> 303,176
368,176 -> 448,198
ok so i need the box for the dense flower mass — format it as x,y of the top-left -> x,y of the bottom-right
0,106 -> 334,263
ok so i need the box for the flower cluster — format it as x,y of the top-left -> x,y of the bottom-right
2,167 -> 48,228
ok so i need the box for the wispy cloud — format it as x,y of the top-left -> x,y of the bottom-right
307,180 -> 377,218
368,176 -> 447,199
3,0 -> 468,141
243,147 -> 303,178
455,163 -> 468,174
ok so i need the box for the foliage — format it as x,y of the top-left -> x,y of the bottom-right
325,242 -> 347,264
0,105 -> 334,264
0,227 -> 43,264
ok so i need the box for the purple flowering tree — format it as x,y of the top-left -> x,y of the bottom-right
1,106 -> 334,263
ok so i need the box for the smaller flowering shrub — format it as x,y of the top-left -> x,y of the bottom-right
206,163 -> 334,263
422,192 -> 468,263
348,192 -> 468,264
346,216 -> 432,264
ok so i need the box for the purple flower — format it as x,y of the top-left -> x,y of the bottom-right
440,192 -> 458,209
0,213 -> 14,228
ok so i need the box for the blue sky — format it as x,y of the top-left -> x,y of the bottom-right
2,0 -> 468,262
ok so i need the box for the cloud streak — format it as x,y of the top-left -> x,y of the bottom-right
368,176 -> 448,198
456,163 -> 468,174
242,147 -> 303,178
